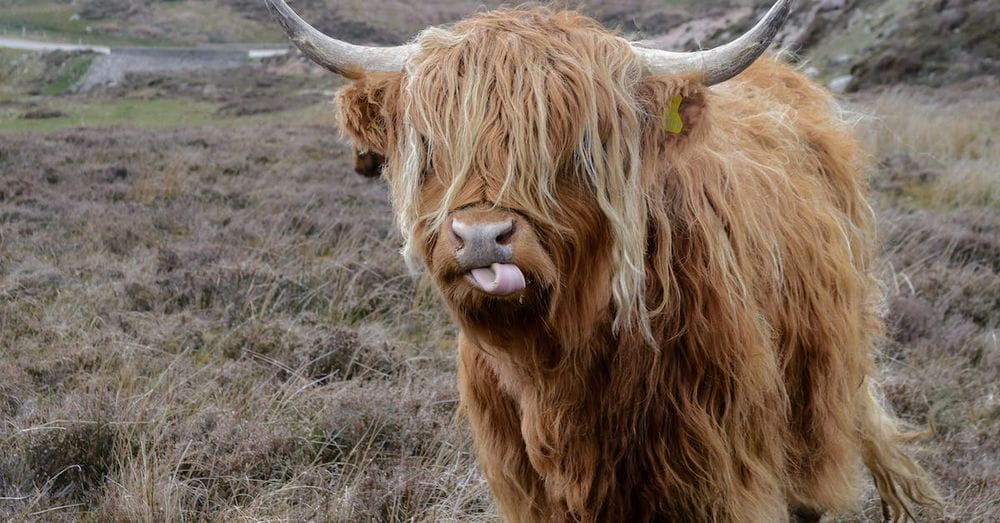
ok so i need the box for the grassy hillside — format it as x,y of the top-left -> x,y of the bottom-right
0,0 -> 758,46
5,0 -> 996,91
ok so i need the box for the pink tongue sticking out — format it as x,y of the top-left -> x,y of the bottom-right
468,263 -> 526,296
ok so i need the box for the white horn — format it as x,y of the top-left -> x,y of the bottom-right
264,0 -> 417,77
633,0 -> 791,85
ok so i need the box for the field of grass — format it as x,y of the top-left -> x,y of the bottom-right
0,79 -> 997,520
854,86 -> 1000,521
0,97 -> 345,132
0,120 -> 491,520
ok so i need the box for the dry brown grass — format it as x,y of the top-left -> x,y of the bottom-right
860,83 -> 1000,211
0,125 -> 490,520
846,85 -> 1000,521
0,83 -> 997,520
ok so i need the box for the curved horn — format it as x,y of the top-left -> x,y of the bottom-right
633,0 -> 791,85
264,0 -> 417,77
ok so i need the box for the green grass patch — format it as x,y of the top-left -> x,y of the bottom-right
0,98 -> 220,132
0,4 -> 89,36
0,48 -> 96,99
41,54 -> 93,95
0,2 -> 171,46
0,97 -> 335,133
0,1 -> 282,46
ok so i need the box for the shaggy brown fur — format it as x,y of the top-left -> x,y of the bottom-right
334,7 -> 941,522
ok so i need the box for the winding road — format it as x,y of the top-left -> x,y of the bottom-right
0,36 -> 289,91
0,36 -> 110,54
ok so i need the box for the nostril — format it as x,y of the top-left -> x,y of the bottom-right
451,217 -> 514,251
495,222 -> 515,245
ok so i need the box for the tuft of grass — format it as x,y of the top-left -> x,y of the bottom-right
858,86 -> 1000,210
931,160 -> 1000,210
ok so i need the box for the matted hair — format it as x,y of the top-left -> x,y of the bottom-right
389,8 -> 654,338
334,7 -> 942,520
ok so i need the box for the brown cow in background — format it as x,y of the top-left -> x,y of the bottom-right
266,0 -> 941,520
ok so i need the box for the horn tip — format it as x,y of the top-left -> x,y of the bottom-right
638,0 -> 793,85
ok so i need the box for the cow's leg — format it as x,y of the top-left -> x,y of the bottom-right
457,337 -> 551,522
780,348 -> 864,515
776,262 -> 876,515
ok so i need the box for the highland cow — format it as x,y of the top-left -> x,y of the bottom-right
266,0 -> 941,520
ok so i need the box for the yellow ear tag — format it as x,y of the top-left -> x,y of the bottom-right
664,94 -> 684,135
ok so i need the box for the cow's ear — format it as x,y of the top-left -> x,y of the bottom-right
639,74 -> 708,145
336,73 -> 402,159
353,147 -> 385,178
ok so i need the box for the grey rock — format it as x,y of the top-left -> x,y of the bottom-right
939,8 -> 969,31
829,53 -> 853,67
827,74 -> 854,93
817,0 -> 848,12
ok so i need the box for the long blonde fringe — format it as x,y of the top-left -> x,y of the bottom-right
390,11 -> 655,339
